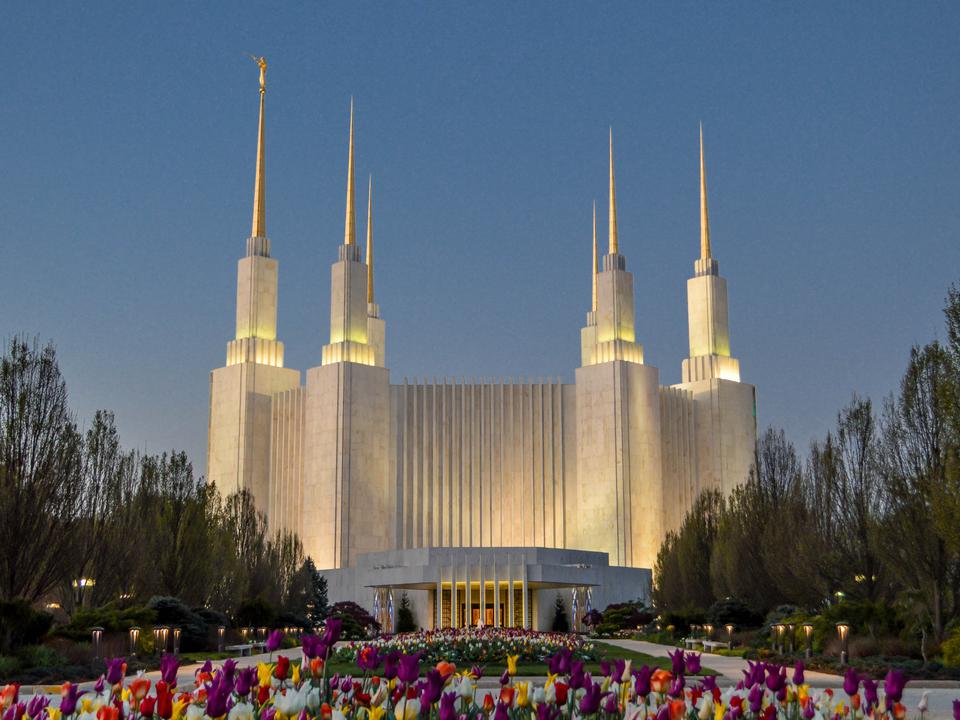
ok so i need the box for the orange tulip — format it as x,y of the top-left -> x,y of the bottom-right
893,703 -> 906,720
97,707 -> 120,720
651,669 -> 673,695
499,687 -> 515,707
669,699 -> 686,720
129,678 -> 151,702
436,661 -> 457,680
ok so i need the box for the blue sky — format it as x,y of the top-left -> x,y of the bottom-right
2,2 -> 959,469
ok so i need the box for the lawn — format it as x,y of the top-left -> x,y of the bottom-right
322,641 -> 714,678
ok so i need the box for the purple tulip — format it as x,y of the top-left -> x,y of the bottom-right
261,707 -> 277,720
398,652 -> 421,685
266,630 -> 284,653
764,666 -> 785,693
599,660 -> 612,678
748,683 -> 764,714
700,674 -> 718,693
952,699 -> 960,720
568,661 -> 587,690
843,667 -> 859,697
340,676 -> 353,693
668,674 -> 685,698
105,657 -> 126,685
205,673 -> 231,719
498,670 -> 509,687
26,696 -> 49,720
668,648 -> 685,676
802,700 -> 815,719
792,661 -> 805,686
470,665 -> 484,680
578,682 -> 603,716
613,659 -> 626,682
222,658 -> 237,683
493,702 -> 509,720
93,677 -> 105,694
383,650 -> 401,681
3,703 -> 25,720
321,618 -> 343,647
236,667 -> 257,697
602,693 -> 618,714
302,634 -> 323,659
634,665 -> 652,697
439,693 -> 457,720
356,645 -> 381,672
59,685 -> 84,716
862,679 -> 879,712
655,703 -> 671,720
685,653 -> 702,675
884,669 -> 908,709
536,705 -> 561,720
419,670 -> 445,706
548,649 -> 572,676
160,654 -> 180,687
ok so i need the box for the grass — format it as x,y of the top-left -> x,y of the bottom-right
322,642 -> 715,678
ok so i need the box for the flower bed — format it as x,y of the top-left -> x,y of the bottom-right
336,627 -> 597,666
6,622 -> 957,720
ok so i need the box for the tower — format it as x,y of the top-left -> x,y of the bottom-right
574,130 -> 663,570
207,58 -> 300,512
301,102 -> 393,570
676,126 -> 756,502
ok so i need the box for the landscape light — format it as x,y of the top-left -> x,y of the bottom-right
129,626 -> 140,657
836,622 -> 850,665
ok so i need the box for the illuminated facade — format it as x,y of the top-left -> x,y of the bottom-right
207,68 -> 757,630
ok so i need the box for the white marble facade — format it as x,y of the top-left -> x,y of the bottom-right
206,96 -> 757,629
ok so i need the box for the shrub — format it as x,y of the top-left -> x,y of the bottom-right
147,597 -> 208,652
942,627 -> 960,668
56,603 -> 156,642
327,602 -> 379,639
17,644 -> 65,669
707,598 -> 763,628
0,601 -> 53,653
235,597 -> 276,629
551,595 -> 570,633
396,593 -> 417,633
0,655 -> 21,677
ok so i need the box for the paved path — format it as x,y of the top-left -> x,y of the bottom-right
599,639 -> 960,719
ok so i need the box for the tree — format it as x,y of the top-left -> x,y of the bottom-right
551,594 -> 570,632
0,337 -> 86,602
654,490 -> 723,612
396,592 -> 417,632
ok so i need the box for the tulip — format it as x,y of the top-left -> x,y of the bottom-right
357,646 -> 381,672
274,656 -> 291,681
685,654 -> 702,675
862,678 -> 879,712
438,693 -> 457,720
397,653 -> 421,685
129,679 -> 151,703
634,666 -> 652,698
843,667 -> 859,697
554,682 -> 569,706
105,658 -> 126,686
650,669 -> 672,695
383,651 -> 401,681
602,693 -> 618,715
139,698 -> 156,717
95,707 -> 118,720
59,685 -> 84,717
235,668 -> 257,698
536,705 -> 561,720
668,649 -> 685,676
792,661 -> 804,687
884,669 -> 908,710
25,696 -> 48,720
579,682 -> 603,715
953,699 -> 960,720
321,618 -> 343,648
266,630 -> 284,653
506,655 -> 519,677
155,683 -> 173,720
668,674 -> 685,699
492,701 -> 509,720
419,670 -> 445,706
498,687 -> 515,707
302,634 -> 324,660
161,655 -> 180,688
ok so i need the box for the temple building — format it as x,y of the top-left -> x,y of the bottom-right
207,63 -> 757,631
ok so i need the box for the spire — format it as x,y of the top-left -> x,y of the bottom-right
344,99 -> 356,246
366,175 -> 374,304
699,123 -> 711,260
250,56 -> 267,240
608,127 -> 618,255
591,201 -> 598,312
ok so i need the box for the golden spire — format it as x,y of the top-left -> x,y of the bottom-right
344,99 -> 356,246
591,201 -> 598,311
699,123 -> 711,260
251,56 -> 267,239
366,175 -> 374,303
608,127 -> 618,255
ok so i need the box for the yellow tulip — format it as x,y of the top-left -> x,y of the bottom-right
292,664 -> 301,686
171,699 -> 189,720
515,682 -> 530,708
545,673 -> 558,689
47,709 -> 61,720
713,703 -> 725,720
257,663 -> 274,688
367,707 -> 386,720
506,655 -> 519,677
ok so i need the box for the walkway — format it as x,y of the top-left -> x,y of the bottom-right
600,639 -> 959,719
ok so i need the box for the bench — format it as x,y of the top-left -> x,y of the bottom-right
682,637 -> 701,649
701,640 -> 728,653
225,642 -> 265,656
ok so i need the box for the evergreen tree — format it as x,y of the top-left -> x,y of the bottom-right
396,591 -> 417,632
306,563 -> 328,628
551,594 -> 570,632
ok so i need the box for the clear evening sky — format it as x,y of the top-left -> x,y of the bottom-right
2,3 -> 958,470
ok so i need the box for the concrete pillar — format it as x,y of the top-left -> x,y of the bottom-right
479,554 -> 486,626
436,576 -> 442,629
507,557 -> 514,628
492,558 -> 499,628
521,554 -> 529,629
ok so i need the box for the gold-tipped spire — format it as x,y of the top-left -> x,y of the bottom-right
699,123 -> 711,260
366,175 -> 374,303
608,127 -> 618,255
251,56 -> 267,239
591,201 -> 598,311
344,99 -> 356,246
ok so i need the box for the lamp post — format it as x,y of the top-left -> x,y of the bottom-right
786,623 -> 795,654
774,624 -> 785,654
802,622 -> 814,659
172,627 -> 181,655
836,622 -> 850,665
725,624 -> 735,650
91,626 -> 104,660
73,577 -> 97,608
705,624 -> 714,641
258,626 -> 267,643
129,626 -> 141,657
218,626 -> 226,653
154,625 -> 169,655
